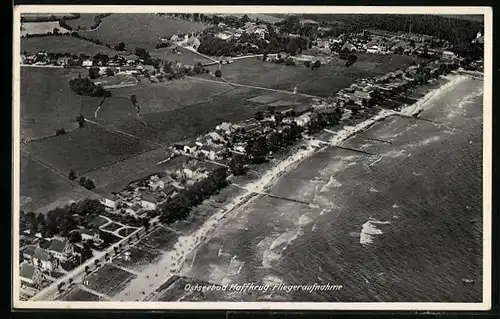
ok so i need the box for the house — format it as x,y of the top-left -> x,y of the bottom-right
143,65 -> 155,73
295,113 -> 312,127
21,245 -> 37,262
140,193 -> 158,210
216,32 -> 233,41
207,131 -> 224,143
19,262 -> 46,287
32,247 -> 56,271
46,238 -> 74,262
365,41 -> 381,54
341,42 -> 357,53
199,145 -> 216,161
100,198 -> 117,210
82,59 -> 93,68
81,229 -> 101,242
56,57 -> 70,66
186,36 -> 201,50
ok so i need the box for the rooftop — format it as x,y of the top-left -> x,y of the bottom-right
19,262 -> 36,279
47,238 -> 69,253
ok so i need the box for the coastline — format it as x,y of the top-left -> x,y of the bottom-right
113,73 -> 470,301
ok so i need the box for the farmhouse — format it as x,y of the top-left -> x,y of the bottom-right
46,238 -> 74,262
19,262 -> 46,287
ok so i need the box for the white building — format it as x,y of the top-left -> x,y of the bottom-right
100,198 -> 117,210
295,113 -> 312,127
82,60 -> 93,68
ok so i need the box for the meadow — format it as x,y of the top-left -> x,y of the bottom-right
23,122 -> 156,175
85,263 -> 137,297
64,14 -> 99,30
21,35 -> 117,55
79,14 -> 206,51
21,22 -> 70,37
20,67 -> 101,140
150,46 -> 213,65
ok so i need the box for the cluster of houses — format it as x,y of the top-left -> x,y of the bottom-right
211,21 -> 268,41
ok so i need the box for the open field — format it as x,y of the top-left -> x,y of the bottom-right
79,14 -> 206,51
57,287 -> 101,301
23,122 -> 156,175
212,13 -> 284,23
85,263 -> 137,297
101,222 -> 122,232
214,54 -> 425,97
150,46 -> 213,65
94,86 -> 267,145
20,67 -> 101,140
117,227 -> 137,237
88,215 -> 110,228
21,35 -> 116,55
97,230 -> 122,250
20,154 -> 99,213
139,227 -> 180,251
112,246 -> 163,273
21,22 -> 71,37
64,14 -> 99,30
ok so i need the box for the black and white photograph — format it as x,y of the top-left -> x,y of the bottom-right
12,6 -> 492,310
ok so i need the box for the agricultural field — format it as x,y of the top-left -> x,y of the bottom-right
57,287 -> 101,301
20,66 -> 100,140
101,222 -> 123,232
112,246 -> 163,273
21,22 -> 71,37
85,263 -> 137,297
96,86 -> 267,145
150,46 -> 213,65
64,14 -> 99,30
23,122 -> 156,175
21,35 -> 117,55
213,54 -> 425,97
138,227 -> 180,251
79,14 -> 207,51
20,154 -> 98,213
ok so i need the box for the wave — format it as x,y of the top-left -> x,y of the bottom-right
360,218 -> 391,247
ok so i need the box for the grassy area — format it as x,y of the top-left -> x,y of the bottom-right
21,35 -> 116,55
21,21 -> 70,37
112,246 -> 162,272
96,230 -> 122,250
101,222 -> 122,232
150,46 -> 213,65
96,86 -> 266,145
64,14 -> 99,30
57,287 -> 101,301
88,215 -> 110,228
24,122 -> 156,175
79,14 -> 206,51
214,13 -> 284,23
20,154 -> 96,213
139,227 -> 179,251
85,263 -> 137,297
117,227 -> 137,237
20,67 -> 101,140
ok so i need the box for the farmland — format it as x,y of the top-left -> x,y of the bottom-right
20,154 -> 94,213
79,14 -> 207,51
85,263 -> 137,297
21,22 -> 70,37
213,54 -> 425,97
213,13 -> 284,23
57,287 -> 101,301
112,246 -> 163,273
20,67 -> 100,140
64,14 -> 100,30
21,35 -> 117,55
23,122 -> 156,175
150,46 -> 213,65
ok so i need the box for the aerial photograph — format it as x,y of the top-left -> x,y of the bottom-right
15,9 -> 486,306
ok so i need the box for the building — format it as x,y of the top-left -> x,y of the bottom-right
46,239 -> 74,262
32,247 -> 56,271
100,198 -> 117,210
19,262 -> 46,287
81,229 -> 101,242
186,36 -> 201,50
341,42 -> 357,53
140,193 -> 158,210
82,59 -> 93,68
441,51 -> 456,61
295,113 -> 312,127
21,245 -> 37,263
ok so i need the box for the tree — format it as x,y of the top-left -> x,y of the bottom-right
85,266 -> 90,274
115,42 -> 126,51
254,111 -> 264,121
88,67 -> 100,79
246,137 -> 269,164
312,60 -> 321,69
135,47 -> 149,59
84,178 -> 95,190
268,105 -> 276,115
68,231 -> 82,243
35,213 -> 46,235
94,259 -> 100,268
68,170 -> 77,181
105,68 -> 115,77
56,128 -> 66,136
214,69 -> 222,77
229,154 -> 247,176
79,177 -> 87,186
76,115 -> 85,128
304,60 -> 311,68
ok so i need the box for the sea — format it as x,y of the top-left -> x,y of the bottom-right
179,76 -> 484,303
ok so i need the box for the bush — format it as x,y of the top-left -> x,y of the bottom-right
56,128 -> 66,136
214,69 -> 222,77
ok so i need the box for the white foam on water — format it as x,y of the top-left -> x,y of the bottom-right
296,214 -> 313,227
392,204 -> 400,208
359,218 -> 391,247
320,176 -> 343,192
369,187 -> 380,193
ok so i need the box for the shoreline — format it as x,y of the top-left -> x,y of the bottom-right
113,73 -> 470,301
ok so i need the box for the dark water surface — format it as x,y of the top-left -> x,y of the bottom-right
181,77 -> 484,302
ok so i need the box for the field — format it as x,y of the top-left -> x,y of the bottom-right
85,263 -> 137,297
117,227 -> 137,237
23,122 -> 156,175
100,86 -> 267,145
97,230 -> 122,250
21,22 -> 70,37
57,287 -> 101,301
139,227 -> 180,251
79,14 -> 206,51
212,13 -> 284,23
21,35 -> 117,55
88,215 -> 110,228
64,14 -> 99,30
20,67 -> 101,140
112,246 -> 162,272
150,46 -> 213,65
213,54 -> 425,97
20,154 -> 98,213
101,222 -> 123,232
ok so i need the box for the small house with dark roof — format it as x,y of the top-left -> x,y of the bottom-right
46,238 -> 74,262
19,262 -> 46,287
21,245 -> 37,262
